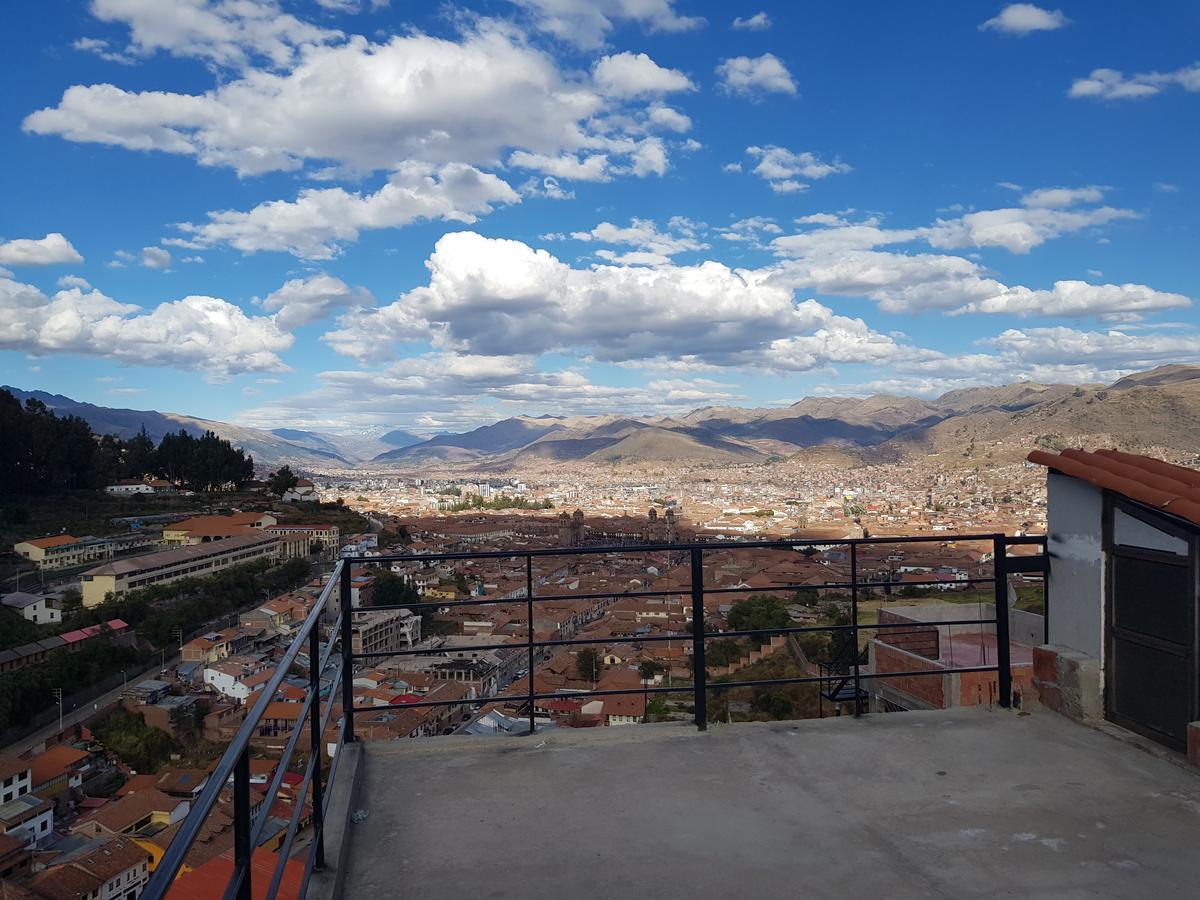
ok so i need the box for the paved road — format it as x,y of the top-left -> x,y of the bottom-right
6,651 -> 179,756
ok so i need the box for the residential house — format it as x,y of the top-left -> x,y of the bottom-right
71,789 -> 189,838
27,836 -> 152,900
1,592 -> 61,625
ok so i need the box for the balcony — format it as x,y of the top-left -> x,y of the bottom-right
139,532 -> 1200,898
334,708 -> 1200,898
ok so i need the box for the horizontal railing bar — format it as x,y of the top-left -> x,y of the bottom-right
146,559 -> 344,893
344,532 -> 1019,566
706,665 -> 1001,692
350,617 -> 998,661
1001,536 -> 1048,545
366,587 -> 682,613
699,575 -> 999,595
359,683 -> 689,713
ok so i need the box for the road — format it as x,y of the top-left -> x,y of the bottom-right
6,650 -> 180,756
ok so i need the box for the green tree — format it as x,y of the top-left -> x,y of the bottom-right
267,466 -> 300,496
576,648 -> 601,682
638,660 -> 663,681
727,595 -> 791,637
93,708 -> 178,773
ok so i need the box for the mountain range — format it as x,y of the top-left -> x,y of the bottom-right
6,365 -> 1200,470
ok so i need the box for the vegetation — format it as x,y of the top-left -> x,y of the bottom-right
446,494 -> 553,512
367,569 -> 456,634
708,650 -> 823,724
0,634 -> 145,735
0,389 -> 254,495
704,639 -> 750,667
727,595 -> 791,638
92,707 -> 178,774
266,465 -> 300,496
638,660 -> 663,681
576,648 -> 601,682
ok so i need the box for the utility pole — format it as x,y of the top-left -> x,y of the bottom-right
52,688 -> 63,734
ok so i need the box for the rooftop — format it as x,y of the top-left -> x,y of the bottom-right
1029,447 -> 1200,526
336,709 -> 1200,899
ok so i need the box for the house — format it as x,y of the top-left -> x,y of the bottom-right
1,591 -> 62,625
29,745 -> 91,807
162,512 -> 277,546
1028,449 -> 1200,753
71,789 -> 189,837
281,479 -> 319,502
27,836 -> 152,900
203,657 -> 270,705
105,479 -> 156,495
0,756 -> 32,805
0,794 -> 54,849
0,832 -> 31,881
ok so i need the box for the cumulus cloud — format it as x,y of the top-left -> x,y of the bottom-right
715,54 -> 796,97
592,52 -> 693,98
321,231 -> 905,372
564,217 -> 708,261
140,246 -> 171,270
175,162 -> 519,259
1020,185 -> 1107,208
0,233 -> 84,266
732,12 -> 772,31
0,274 -> 291,379
25,25 -> 607,177
1069,63 -> 1200,101
85,0 -> 339,69
952,280 -> 1191,318
259,273 -> 374,330
979,4 -> 1069,35
744,145 -> 852,192
510,0 -> 704,49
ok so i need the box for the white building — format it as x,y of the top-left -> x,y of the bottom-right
282,479 -> 320,502
1,591 -> 61,625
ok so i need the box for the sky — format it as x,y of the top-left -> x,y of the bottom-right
0,1 -> 1197,435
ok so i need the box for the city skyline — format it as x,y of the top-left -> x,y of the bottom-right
0,1 -> 1196,433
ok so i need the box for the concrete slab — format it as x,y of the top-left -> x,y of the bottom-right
342,709 -> 1200,899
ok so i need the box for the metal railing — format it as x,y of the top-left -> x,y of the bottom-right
143,531 -> 1047,898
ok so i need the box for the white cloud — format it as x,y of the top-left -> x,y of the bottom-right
985,326 -> 1200,371
141,246 -> 171,270
0,274 -> 292,379
567,217 -> 707,259
259,273 -> 374,330
72,36 -> 135,64
57,275 -> 92,290
732,12 -> 771,31
1153,182 -> 1180,193
508,151 -> 612,182
744,145 -> 852,192
176,162 -> 519,259
1020,185 -> 1107,208
592,52 -> 694,98
26,25 -> 607,177
979,4 -> 1069,35
1069,63 -> 1200,101
86,0 -> 339,69
647,104 -> 692,132
926,205 -> 1137,254
715,54 -> 797,97
510,0 -> 704,49
322,231 -> 904,372
0,233 -> 84,266
721,162 -> 742,173
952,280 -> 1191,318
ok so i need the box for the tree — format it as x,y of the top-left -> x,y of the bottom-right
727,595 -> 791,637
267,466 -> 300,497
638,660 -> 663,681
792,589 -> 820,607
369,570 -> 420,608
576,648 -> 601,682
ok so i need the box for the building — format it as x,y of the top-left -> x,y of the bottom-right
281,479 -> 319,502
1028,448 -> 1200,752
0,620 -> 132,674
12,533 -> 159,572
104,479 -> 156,495
0,756 -> 32,805
162,512 -> 277,546
351,609 -> 421,657
80,533 -> 281,607
71,789 -> 189,838
266,523 -> 340,551
29,745 -> 92,810
203,657 -> 270,705
27,837 -> 152,900
0,761 -> 53,849
1,591 -> 61,625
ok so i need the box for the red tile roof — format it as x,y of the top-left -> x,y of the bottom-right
1028,448 -> 1200,526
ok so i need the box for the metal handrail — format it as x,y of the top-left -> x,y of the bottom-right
145,532 -> 1047,899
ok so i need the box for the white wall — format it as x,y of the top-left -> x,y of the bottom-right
1045,473 -> 1104,658
1113,508 -> 1188,556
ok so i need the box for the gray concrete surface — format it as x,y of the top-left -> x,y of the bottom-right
341,709 -> 1200,899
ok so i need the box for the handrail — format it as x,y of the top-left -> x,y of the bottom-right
145,532 -> 1046,899
143,560 -> 343,898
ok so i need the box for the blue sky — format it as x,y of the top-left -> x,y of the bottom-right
1,0 -> 1196,433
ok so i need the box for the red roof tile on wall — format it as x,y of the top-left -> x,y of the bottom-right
1027,448 -> 1200,526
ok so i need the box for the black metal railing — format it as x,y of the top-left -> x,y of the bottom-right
143,531 -> 1047,898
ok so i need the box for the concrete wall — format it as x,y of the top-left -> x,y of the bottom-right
1045,473 -> 1104,659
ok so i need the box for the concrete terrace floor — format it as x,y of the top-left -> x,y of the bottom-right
339,709 -> 1200,899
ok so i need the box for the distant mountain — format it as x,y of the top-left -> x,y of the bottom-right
12,365 -> 1199,472
2,387 -> 352,469
365,365 -> 1200,469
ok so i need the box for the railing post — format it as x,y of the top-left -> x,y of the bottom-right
993,534 -> 1012,708
308,624 -> 326,869
1041,535 -> 1050,646
340,561 -> 356,743
690,548 -> 707,731
233,748 -> 252,900
526,554 -> 536,737
850,541 -> 861,717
